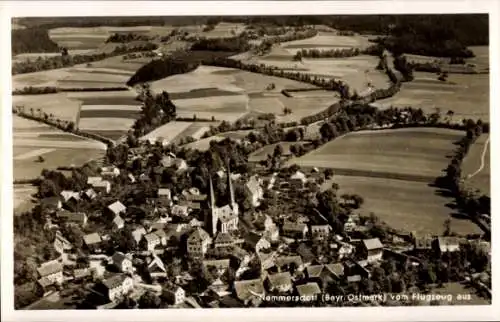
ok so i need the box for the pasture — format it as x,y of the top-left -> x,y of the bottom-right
140,121 -> 194,143
373,72 -> 489,122
200,22 -> 247,39
462,134 -> 490,196
289,128 -> 463,179
14,184 -> 38,214
13,116 -> 106,180
322,175 -> 482,236
249,142 -> 305,162
281,32 -> 373,51
13,93 -> 81,123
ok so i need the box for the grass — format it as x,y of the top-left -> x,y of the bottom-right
140,121 -> 194,142
169,88 -> 243,100
13,94 -> 81,123
78,117 -> 135,131
322,175 -> 482,236
170,121 -> 219,144
374,72 -> 489,122
249,142 -> 304,162
183,135 -> 227,151
79,109 -> 142,119
281,32 -> 372,50
14,184 -> 38,213
84,130 -> 127,140
290,128 -> 464,179
462,134 -> 490,196
72,95 -> 139,106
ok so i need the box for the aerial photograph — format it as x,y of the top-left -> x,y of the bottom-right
11,14 -> 491,309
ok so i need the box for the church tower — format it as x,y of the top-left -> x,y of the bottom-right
208,176 -> 218,236
227,164 -> 239,216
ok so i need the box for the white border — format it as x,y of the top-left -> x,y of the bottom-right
1,1 -> 499,321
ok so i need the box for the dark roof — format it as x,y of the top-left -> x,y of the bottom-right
296,243 -> 316,263
267,272 -> 292,288
102,274 -> 128,289
244,232 -> 266,247
234,279 -> 264,302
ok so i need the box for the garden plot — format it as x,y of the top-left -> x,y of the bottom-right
324,175 -> 482,235
289,128 -> 463,179
13,93 -> 81,123
373,72 -> 489,122
462,134 -> 490,196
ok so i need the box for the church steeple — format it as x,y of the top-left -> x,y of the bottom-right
209,176 -> 215,209
208,176 -> 218,236
227,163 -> 235,207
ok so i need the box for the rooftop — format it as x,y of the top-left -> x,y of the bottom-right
296,282 -> 321,297
37,260 -> 63,277
234,279 -> 265,302
363,238 -> 383,250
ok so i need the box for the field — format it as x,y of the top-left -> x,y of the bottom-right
287,127 -> 483,235
13,116 -> 106,180
13,184 -> 38,213
198,22 -> 247,39
289,128 -> 463,179
13,93 -> 81,123
249,142 -> 305,162
462,134 -> 490,196
372,71 -> 489,122
323,175 -> 481,235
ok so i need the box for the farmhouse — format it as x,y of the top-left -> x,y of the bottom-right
101,166 -> 120,178
361,238 -> 384,263
53,231 -> 73,254
112,252 -> 133,273
414,235 -> 434,251
83,232 -> 102,251
57,210 -> 88,227
93,180 -> 111,194
60,190 -> 80,203
101,274 -> 134,302
37,260 -> 64,289
213,232 -> 235,256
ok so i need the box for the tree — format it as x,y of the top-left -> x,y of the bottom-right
39,179 -> 58,198
138,291 -> 161,308
443,218 -> 451,236
324,168 -> 334,180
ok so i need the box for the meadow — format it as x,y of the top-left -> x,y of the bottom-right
462,134 -> 490,196
289,128 -> 463,179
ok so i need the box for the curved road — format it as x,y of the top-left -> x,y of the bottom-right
466,135 -> 490,180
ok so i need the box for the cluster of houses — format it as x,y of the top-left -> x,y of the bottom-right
30,153 -> 491,309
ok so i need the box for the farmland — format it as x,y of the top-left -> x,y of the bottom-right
287,127 -> 484,235
289,128 -> 463,179
13,116 -> 106,180
462,134 -> 490,196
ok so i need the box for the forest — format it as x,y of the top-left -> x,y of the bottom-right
12,28 -> 60,55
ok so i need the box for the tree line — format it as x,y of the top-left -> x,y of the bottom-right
105,32 -> 154,43
12,42 -> 158,75
293,48 -> 361,60
190,34 -> 251,52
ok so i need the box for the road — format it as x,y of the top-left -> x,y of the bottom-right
466,135 -> 489,180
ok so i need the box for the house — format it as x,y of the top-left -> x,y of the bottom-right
107,201 -> 126,217
87,176 -> 102,185
282,222 -> 308,240
143,232 -> 161,251
132,226 -> 147,244
233,279 -> 265,306
56,210 -> 88,227
163,284 -> 185,305
435,236 -> 460,254
154,229 -> 168,246
113,215 -> 125,230
189,218 -> 203,228
275,255 -> 304,273
93,180 -> 111,194
171,205 -> 190,217
266,272 -> 293,293
53,231 -> 73,254
296,243 -> 316,265
82,188 -> 97,201
73,268 -> 91,280
83,232 -> 102,251
343,259 -> 370,279
338,242 -> 355,259
310,224 -> 331,240
157,188 -> 172,205
343,216 -> 357,232
90,259 -> 106,278
361,238 -> 384,263
290,170 -> 307,188
40,197 -> 62,212
147,254 -> 167,278
187,228 -> 212,258
202,259 -> 231,279
244,232 -> 271,253
306,263 -> 344,288
60,190 -> 80,203
101,166 -> 120,178
208,278 -> 231,297
37,260 -> 64,289
101,274 -> 134,302
295,282 -> 321,301
245,175 -> 264,207
112,252 -> 133,273
253,214 -> 279,242
414,235 -> 434,251
213,232 -> 235,256
128,174 -> 136,183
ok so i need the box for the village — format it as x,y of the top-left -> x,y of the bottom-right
19,133 -> 492,310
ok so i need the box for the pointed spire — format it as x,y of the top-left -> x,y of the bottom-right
209,176 -> 215,208
227,162 -> 235,207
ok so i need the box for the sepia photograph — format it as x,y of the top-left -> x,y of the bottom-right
1,1 -> 498,321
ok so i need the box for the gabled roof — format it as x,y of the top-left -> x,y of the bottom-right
267,272 -> 292,288
113,215 -> 124,227
132,226 -> 147,242
296,243 -> 315,263
148,254 -> 166,272
87,176 -> 102,184
296,282 -> 321,297
37,260 -> 63,277
158,188 -> 171,197
283,221 -> 307,232
325,263 -> 344,278
83,232 -> 101,245
203,259 -> 230,271
144,232 -> 160,243
363,238 -> 383,250
244,232 -> 267,247
108,201 -> 126,215
57,211 -> 87,224
245,175 -> 262,195
102,274 -> 128,289
112,252 -> 129,265
290,171 -> 307,183
60,190 -> 80,202
188,227 -> 210,243
234,279 -> 265,302
275,255 -> 303,269
306,265 -> 324,278
84,188 -> 97,199
215,232 -> 234,245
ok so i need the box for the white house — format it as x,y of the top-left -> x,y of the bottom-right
102,274 -> 134,302
93,180 -> 111,194
113,215 -> 125,230
245,175 -> 264,207
310,224 -> 331,240
187,228 -> 212,258
143,232 -> 161,251
101,166 -> 120,178
163,285 -> 185,305
362,238 -> 384,263
107,201 -> 126,217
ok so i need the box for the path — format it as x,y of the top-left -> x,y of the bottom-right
466,135 -> 489,179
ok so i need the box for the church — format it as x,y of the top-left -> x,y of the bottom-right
206,168 -> 239,236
